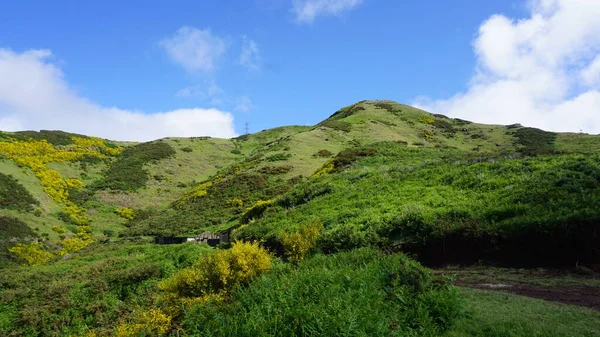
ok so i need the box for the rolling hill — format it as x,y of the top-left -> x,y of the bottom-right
1,100 -> 599,336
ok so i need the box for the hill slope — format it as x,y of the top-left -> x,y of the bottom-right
1,100 -> 600,336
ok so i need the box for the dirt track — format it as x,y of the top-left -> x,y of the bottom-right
458,281 -> 600,311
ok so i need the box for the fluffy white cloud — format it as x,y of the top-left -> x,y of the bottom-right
0,49 -> 237,141
159,27 -> 227,73
240,36 -> 261,71
292,0 -> 363,24
414,0 -> 600,134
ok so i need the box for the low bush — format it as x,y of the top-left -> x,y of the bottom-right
327,102 -> 366,120
240,200 -> 273,224
159,241 -> 271,312
265,153 -> 292,162
281,224 -> 321,264
512,127 -> 557,156
9,242 -> 54,266
318,120 -> 352,132
312,149 -> 333,158
94,141 -> 176,191
277,181 -> 332,208
182,248 -> 461,336
259,165 -> 293,175
180,147 -> 193,153
0,173 -> 39,212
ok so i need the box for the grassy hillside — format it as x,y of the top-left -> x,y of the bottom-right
1,101 -> 599,336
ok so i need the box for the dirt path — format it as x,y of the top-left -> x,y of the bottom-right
456,280 -> 600,311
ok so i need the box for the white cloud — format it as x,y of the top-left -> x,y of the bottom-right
0,48 -> 237,141
292,0 -> 363,24
235,96 -> 254,112
414,0 -> 600,134
240,36 -> 261,71
159,27 -> 227,73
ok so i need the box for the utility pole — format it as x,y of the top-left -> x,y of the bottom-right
244,122 -> 250,135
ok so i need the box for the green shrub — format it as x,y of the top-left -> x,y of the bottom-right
327,102 -> 366,120
259,165 -> 293,175
432,118 -> 455,133
183,248 -> 462,336
0,173 -> 39,211
0,216 -> 37,267
512,127 -> 557,156
277,181 -> 332,208
265,153 -> 292,162
312,149 -> 333,158
318,120 -> 352,132
93,141 -> 176,191
180,147 -> 193,153
240,200 -> 273,224
373,101 -> 401,112
10,130 -> 87,145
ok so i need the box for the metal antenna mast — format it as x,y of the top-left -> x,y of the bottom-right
244,122 -> 250,135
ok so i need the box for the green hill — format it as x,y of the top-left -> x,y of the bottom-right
1,100 -> 599,336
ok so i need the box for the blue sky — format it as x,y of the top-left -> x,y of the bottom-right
1,0 -> 600,140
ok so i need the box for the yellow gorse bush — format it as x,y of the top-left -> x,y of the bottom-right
114,308 -> 172,337
0,136 -> 122,264
240,199 -> 273,224
9,242 -> 54,266
311,161 -> 335,178
159,241 -> 271,313
228,197 -> 243,207
282,224 -> 322,264
115,207 -> 136,220
173,181 -> 212,208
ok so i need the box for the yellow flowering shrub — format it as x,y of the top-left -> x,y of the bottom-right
115,207 -> 136,220
114,308 -> 172,337
51,225 -> 66,234
228,197 -> 243,207
240,199 -> 273,224
0,136 -> 120,240
9,242 -> 54,266
173,182 -> 212,208
65,178 -> 84,190
311,161 -> 335,178
56,237 -> 89,256
159,241 -> 271,312
420,116 -> 435,124
281,224 -> 322,264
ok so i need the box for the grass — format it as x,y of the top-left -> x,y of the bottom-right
436,266 -> 600,288
0,241 -> 213,336
446,288 -> 600,337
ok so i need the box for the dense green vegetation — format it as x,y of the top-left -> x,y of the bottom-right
1,100 -> 600,336
0,216 -> 37,268
0,242 -> 212,336
236,141 -> 600,266
0,173 -> 39,212
93,141 -> 176,191
183,248 -> 461,337
8,130 -> 88,146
